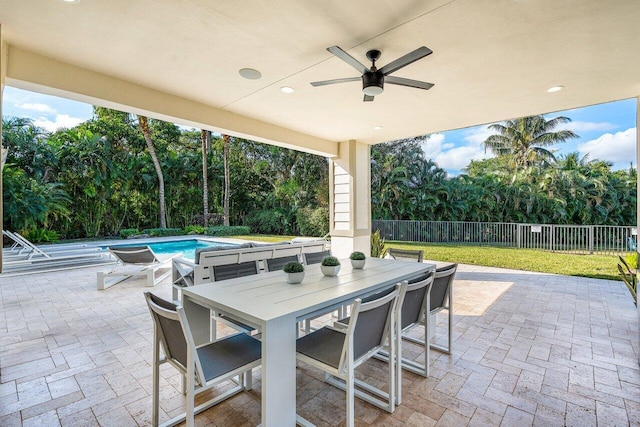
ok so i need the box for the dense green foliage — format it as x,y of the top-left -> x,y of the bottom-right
3,110 -> 329,240
2,111 -> 635,244
371,119 -> 636,224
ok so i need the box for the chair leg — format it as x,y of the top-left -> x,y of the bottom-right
245,369 -> 253,390
186,351 -> 196,427
447,290 -> 453,354
152,333 -> 160,426
346,365 -> 355,427
388,325 -> 396,413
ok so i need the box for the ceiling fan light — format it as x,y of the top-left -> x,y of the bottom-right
363,85 -> 384,96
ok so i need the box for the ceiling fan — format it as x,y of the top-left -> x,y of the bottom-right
311,45 -> 434,102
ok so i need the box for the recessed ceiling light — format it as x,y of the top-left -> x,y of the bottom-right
280,86 -> 295,94
61,0 -> 80,3
547,85 -> 564,93
373,126 -> 383,130
239,68 -> 262,80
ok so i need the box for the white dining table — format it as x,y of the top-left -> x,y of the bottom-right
181,257 -> 435,427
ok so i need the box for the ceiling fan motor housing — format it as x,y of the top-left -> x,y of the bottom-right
362,71 -> 384,95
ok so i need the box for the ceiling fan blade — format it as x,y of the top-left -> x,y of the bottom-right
363,94 -> 375,102
379,46 -> 433,76
310,77 -> 361,87
385,76 -> 434,90
327,46 -> 368,74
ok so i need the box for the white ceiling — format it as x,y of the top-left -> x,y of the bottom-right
0,0 -> 639,146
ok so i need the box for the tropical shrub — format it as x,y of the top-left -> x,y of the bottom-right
371,230 -> 388,258
244,210 -> 287,234
296,206 -> 329,237
184,225 -> 206,235
23,228 -> 59,243
119,228 -> 140,239
143,227 -> 183,237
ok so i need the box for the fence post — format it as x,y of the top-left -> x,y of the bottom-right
550,225 -> 554,252
589,226 -> 594,254
517,224 -> 521,248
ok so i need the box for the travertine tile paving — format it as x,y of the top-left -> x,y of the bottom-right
0,263 -> 638,426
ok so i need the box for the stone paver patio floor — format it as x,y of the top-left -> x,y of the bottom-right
0,263 -> 638,426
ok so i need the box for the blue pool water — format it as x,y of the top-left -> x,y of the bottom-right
108,239 -> 238,260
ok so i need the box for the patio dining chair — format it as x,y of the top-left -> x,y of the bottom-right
144,292 -> 261,427
296,283 -> 404,427
97,246 -> 178,290
387,247 -> 424,263
426,263 -> 457,354
211,261 -> 261,337
265,255 -> 299,272
334,274 -> 434,405
370,272 -> 434,405
302,249 -> 332,265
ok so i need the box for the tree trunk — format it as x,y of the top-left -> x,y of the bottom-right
223,134 -> 231,226
201,130 -> 210,227
138,115 -> 167,228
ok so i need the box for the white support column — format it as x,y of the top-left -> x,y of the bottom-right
329,140 -> 371,258
1,24 -> 6,273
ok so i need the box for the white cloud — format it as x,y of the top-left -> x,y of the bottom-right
422,133 -> 446,159
435,145 -> 490,171
565,120 -> 617,132
463,125 -> 495,145
33,114 -> 86,132
421,129 -> 492,174
577,127 -> 636,163
15,102 -> 56,114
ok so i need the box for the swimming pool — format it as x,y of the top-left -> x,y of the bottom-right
108,239 -> 238,260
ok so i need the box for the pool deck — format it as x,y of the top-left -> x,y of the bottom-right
0,261 -> 638,426
1,236 -> 250,276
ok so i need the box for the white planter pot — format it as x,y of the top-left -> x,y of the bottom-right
321,265 -> 341,277
285,271 -> 305,284
350,259 -> 366,269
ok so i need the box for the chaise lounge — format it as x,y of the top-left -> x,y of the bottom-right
97,246 -> 179,290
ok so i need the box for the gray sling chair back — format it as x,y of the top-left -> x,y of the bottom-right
144,292 -> 261,427
210,261 -> 260,337
265,255 -> 299,272
302,249 -> 332,265
428,263 -> 457,354
297,282 -> 405,427
387,248 -> 424,263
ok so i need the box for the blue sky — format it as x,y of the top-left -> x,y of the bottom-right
2,86 -> 637,176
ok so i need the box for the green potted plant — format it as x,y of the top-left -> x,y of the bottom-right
349,251 -> 366,269
283,261 -> 305,284
320,256 -> 341,277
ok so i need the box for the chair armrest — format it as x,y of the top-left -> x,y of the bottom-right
173,257 -> 196,269
327,324 -> 348,334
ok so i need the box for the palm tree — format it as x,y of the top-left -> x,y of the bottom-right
138,115 -> 167,228
484,115 -> 578,169
201,130 -> 210,227
222,134 -> 231,226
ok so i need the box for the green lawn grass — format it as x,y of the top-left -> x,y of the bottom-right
387,241 -> 620,281
239,235 -> 621,281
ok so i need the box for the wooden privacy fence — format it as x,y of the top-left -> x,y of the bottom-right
372,220 -> 638,255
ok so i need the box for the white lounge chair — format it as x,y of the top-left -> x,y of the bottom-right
2,230 -> 51,259
97,246 -> 178,290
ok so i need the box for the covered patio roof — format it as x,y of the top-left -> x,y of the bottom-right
0,0 -> 638,154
